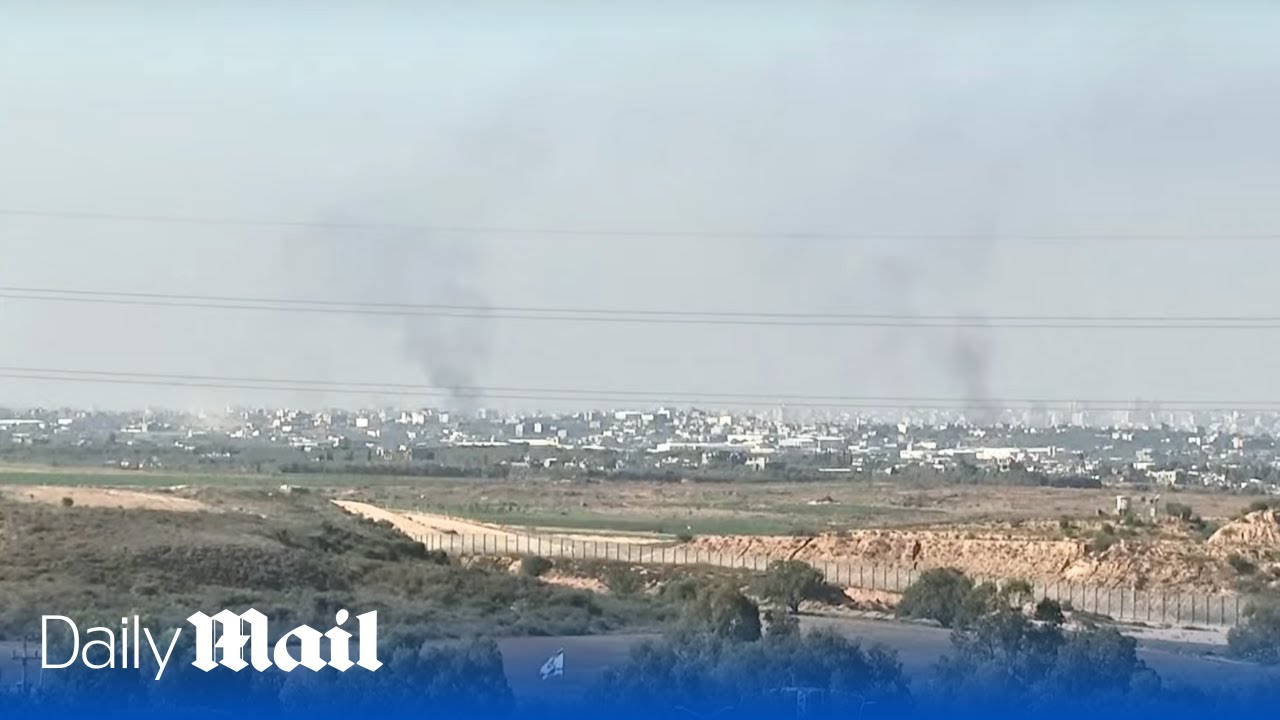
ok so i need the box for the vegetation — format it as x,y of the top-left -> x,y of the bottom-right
44,634 -> 515,717
519,555 -> 553,578
756,559 -> 826,614
933,608 -> 1157,711
680,584 -> 763,642
1228,595 -> 1280,665
895,568 -> 975,628
1034,598 -> 1067,625
600,565 -> 646,595
1088,531 -> 1119,554
596,589 -> 909,718
1245,499 -> 1279,515
0,493 -> 676,640
1228,553 -> 1258,576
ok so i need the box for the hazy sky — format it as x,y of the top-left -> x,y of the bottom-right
2,1 -> 1280,412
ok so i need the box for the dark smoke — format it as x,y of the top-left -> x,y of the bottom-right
289,225 -> 493,411
397,237 -> 492,409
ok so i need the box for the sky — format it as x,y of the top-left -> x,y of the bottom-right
1,0 -> 1280,413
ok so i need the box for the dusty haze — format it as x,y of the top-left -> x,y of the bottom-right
1,1 -> 1279,412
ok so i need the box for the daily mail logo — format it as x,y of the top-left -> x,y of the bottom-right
42,610 -> 381,680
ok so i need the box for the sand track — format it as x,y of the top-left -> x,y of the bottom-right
334,500 -> 669,546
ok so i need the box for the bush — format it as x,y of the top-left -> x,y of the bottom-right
595,627 -> 909,715
1034,598 -> 1066,625
897,568 -> 975,628
757,560 -> 825,614
1000,579 -> 1035,607
1089,532 -> 1118,554
1166,502 -> 1195,522
660,577 -> 699,603
1246,500 -> 1276,515
1228,553 -> 1258,576
681,583 -> 762,642
937,608 -> 1152,706
601,566 -> 645,595
520,555 -> 553,578
1228,597 -> 1280,664
675,532 -> 695,543
762,608 -> 800,639
61,496 -> 75,508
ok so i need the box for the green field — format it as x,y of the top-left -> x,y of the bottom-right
0,464 -> 1255,538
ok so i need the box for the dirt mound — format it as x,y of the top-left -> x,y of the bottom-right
689,529 -> 1226,591
1,485 -> 208,512
1209,510 -> 1280,547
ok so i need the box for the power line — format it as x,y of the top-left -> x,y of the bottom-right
0,367 -> 1276,412
3,208 -> 1280,242
2,287 -> 1278,329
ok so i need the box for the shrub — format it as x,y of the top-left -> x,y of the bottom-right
1089,532 -> 1118,555
595,627 -> 909,715
897,568 -> 975,628
675,532 -> 695,543
757,560 -> 825,614
660,578 -> 699,603
1000,579 -> 1035,607
520,555 -> 553,578
1192,518 -> 1220,541
1166,502 -> 1195,522
1246,500 -> 1276,515
1228,553 -> 1258,576
601,566 -> 645,595
762,608 -> 800,639
937,608 -> 1150,705
1228,597 -> 1280,664
61,497 -> 75,508
681,583 -> 762,642
1034,598 -> 1066,625
424,549 -> 451,566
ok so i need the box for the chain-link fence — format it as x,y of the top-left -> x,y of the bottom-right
419,533 -> 1243,628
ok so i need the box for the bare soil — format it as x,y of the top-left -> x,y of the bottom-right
1,485 -> 209,512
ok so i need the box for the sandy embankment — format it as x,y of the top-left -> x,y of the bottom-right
1,485 -> 208,512
333,500 -> 669,546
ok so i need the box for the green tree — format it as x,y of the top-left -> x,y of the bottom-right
758,559 -> 825,614
897,568 -> 975,628
681,584 -> 763,642
594,628 -> 909,717
936,608 -> 1154,707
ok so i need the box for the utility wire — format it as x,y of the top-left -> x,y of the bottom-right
3,208 -> 1280,242
1,287 -> 1277,329
0,367 -> 1276,412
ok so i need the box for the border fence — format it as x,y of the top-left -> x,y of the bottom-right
419,533 -> 1243,628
